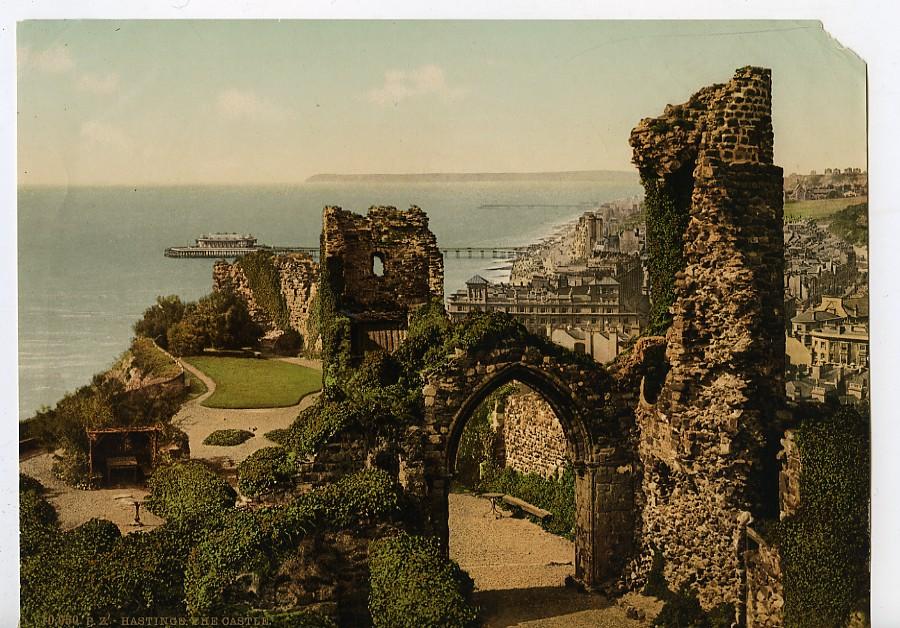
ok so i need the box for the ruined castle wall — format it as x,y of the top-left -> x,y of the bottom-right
500,390 -> 570,479
213,253 -> 318,342
321,205 -> 443,313
630,67 -> 785,609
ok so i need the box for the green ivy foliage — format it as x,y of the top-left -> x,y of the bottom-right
237,446 -> 298,498
478,465 -> 577,539
145,460 -> 237,524
202,428 -> 255,447
21,516 -> 208,625
455,383 -> 516,487
652,586 -> 733,628
19,473 -> 44,494
184,509 -> 270,616
776,404 -> 870,627
20,482 -> 59,559
641,174 -> 692,335
369,532 -> 478,628
237,250 -> 291,331
184,468 -> 401,617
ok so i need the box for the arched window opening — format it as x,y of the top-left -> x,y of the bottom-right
372,252 -> 385,277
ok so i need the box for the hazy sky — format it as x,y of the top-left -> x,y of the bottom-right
17,20 -> 867,185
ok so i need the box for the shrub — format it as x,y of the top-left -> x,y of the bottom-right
652,586 -> 709,627
237,447 -> 298,498
479,465 -> 576,539
184,509 -> 270,616
20,487 -> 59,558
145,461 -> 237,524
19,473 -> 44,494
134,295 -> 187,351
266,400 -> 353,457
273,329 -> 304,356
130,336 -> 181,379
21,519 -> 206,624
369,533 -> 478,628
203,429 -> 255,447
295,468 -> 400,529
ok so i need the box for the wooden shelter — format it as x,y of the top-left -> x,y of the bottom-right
86,424 -> 164,486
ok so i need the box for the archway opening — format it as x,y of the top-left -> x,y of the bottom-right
445,373 -> 605,621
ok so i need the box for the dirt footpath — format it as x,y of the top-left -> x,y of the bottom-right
449,492 -> 661,627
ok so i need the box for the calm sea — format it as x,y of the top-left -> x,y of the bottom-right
17,179 -> 641,420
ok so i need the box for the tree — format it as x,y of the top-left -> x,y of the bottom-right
134,296 -> 187,350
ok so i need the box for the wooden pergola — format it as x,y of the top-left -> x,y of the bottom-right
86,424 -> 165,486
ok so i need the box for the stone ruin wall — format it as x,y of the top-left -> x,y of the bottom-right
629,66 -> 786,609
213,252 -> 319,343
496,389 -> 570,479
321,205 -> 443,314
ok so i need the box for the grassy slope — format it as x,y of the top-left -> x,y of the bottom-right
783,196 -> 867,221
183,357 -> 321,409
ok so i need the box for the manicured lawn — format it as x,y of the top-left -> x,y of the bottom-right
784,196 -> 867,221
183,356 -> 321,409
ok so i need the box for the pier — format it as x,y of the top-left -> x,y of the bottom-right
165,245 -> 527,261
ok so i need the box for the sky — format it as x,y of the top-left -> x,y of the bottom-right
17,20 -> 867,185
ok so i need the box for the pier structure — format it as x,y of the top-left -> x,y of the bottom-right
165,244 -> 527,261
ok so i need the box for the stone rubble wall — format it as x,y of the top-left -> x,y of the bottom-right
500,389 -> 570,479
630,67 -> 786,609
321,205 -> 444,313
213,252 -> 319,342
745,531 -> 785,627
778,429 -> 801,519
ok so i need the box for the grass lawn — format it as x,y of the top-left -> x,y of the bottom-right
784,196 -> 867,221
183,356 -> 321,409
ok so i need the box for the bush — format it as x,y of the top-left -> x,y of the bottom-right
295,468 -> 400,529
133,295 -> 186,351
145,461 -> 237,524
130,336 -> 181,379
21,519 -> 207,624
237,447 -> 298,498
369,533 -> 478,628
167,291 -> 263,357
203,429 -> 255,447
273,329 -> 304,356
652,586 -> 708,627
266,400 -> 353,457
20,473 -> 44,494
20,487 -> 59,558
184,509 -> 270,616
479,465 -> 576,539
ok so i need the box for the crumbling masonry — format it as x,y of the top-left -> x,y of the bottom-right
629,66 -> 786,609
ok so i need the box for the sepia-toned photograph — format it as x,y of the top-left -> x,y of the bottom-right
12,15 -> 879,627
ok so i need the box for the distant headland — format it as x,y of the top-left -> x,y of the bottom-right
305,170 -> 638,183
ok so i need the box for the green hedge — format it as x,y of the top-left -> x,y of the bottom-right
237,446 -> 298,498
203,428 -> 255,446
369,533 -> 478,628
479,465 -> 576,539
145,460 -> 237,524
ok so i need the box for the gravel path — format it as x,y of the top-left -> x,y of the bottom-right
449,492 -> 661,627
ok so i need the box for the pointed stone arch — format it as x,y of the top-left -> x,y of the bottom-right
413,342 -> 637,591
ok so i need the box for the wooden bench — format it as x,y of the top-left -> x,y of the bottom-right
501,495 -> 553,522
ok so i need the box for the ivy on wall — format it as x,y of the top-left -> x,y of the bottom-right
238,250 -> 291,331
641,173 -> 692,335
776,404 -> 870,627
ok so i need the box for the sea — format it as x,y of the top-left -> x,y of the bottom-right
17,178 -> 642,420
